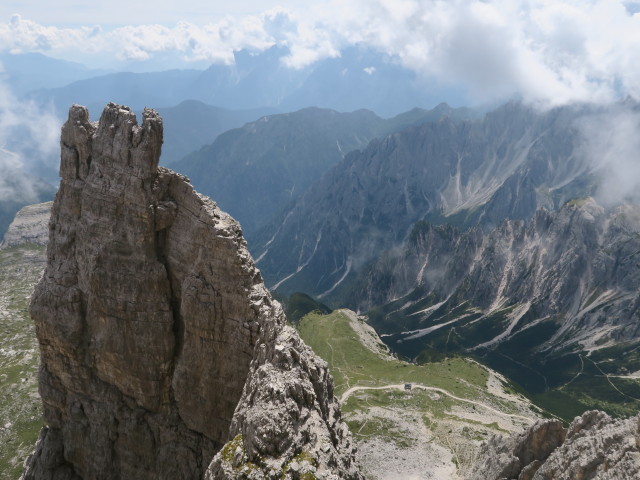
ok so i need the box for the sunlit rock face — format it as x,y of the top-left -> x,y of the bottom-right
0,201 -> 52,249
22,103 -> 362,480
471,410 -> 640,480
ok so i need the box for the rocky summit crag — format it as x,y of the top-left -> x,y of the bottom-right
21,103 -> 362,480
471,410 -> 640,479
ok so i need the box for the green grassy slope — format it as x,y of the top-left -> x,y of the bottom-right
297,309 -> 542,479
0,245 -> 45,479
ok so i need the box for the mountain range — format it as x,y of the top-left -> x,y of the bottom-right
232,99 -> 640,418
355,199 -> 640,416
175,103 -> 477,234
252,101 -> 607,298
26,46 -> 468,119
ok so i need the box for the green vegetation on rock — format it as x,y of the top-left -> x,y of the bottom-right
297,309 -> 541,478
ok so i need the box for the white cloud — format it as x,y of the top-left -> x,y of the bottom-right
0,12 -> 282,66
0,63 -> 60,173
312,0 -> 640,107
577,105 -> 640,207
1,1 -> 640,106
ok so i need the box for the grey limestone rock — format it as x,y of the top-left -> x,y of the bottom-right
207,324 -> 361,479
22,103 -> 362,480
471,410 -> 640,480
0,201 -> 52,249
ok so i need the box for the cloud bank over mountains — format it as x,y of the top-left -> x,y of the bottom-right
0,68 -> 60,178
1,0 -> 640,107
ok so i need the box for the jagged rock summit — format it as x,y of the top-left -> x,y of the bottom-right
22,103 -> 362,480
471,410 -> 640,479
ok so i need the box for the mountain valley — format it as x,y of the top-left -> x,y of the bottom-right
352,199 -> 640,419
297,309 -> 542,479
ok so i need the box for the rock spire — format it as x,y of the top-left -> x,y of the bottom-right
471,411 -> 640,479
22,103 -> 362,480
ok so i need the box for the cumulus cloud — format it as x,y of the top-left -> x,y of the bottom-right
1,1 -> 640,106
0,11 -> 282,65
318,0 -> 640,107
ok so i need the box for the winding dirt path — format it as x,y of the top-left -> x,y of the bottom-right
339,383 -> 535,424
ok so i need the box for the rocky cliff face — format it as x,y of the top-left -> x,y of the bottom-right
22,103 -> 362,480
471,410 -> 640,479
355,198 -> 640,315
357,199 -> 640,351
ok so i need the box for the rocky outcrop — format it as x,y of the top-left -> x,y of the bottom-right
0,154 -> 56,240
208,325 -> 359,479
471,410 -> 640,479
0,201 -> 52,249
22,103 -> 362,479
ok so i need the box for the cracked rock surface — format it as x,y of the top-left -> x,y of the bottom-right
471,410 -> 640,479
21,103 -> 362,480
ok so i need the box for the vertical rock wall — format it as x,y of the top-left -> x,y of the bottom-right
22,104 -> 361,480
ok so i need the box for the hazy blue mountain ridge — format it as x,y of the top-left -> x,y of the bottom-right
27,46 -> 469,119
157,100 -> 276,164
174,103 -> 477,234
0,52 -> 109,96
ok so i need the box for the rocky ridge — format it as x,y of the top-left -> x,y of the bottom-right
175,103 -> 475,235
355,198 -> 640,357
470,410 -> 640,479
253,101 -> 605,298
0,202 -> 52,249
22,103 -> 361,479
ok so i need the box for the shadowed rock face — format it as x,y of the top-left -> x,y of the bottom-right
22,103 -> 362,480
